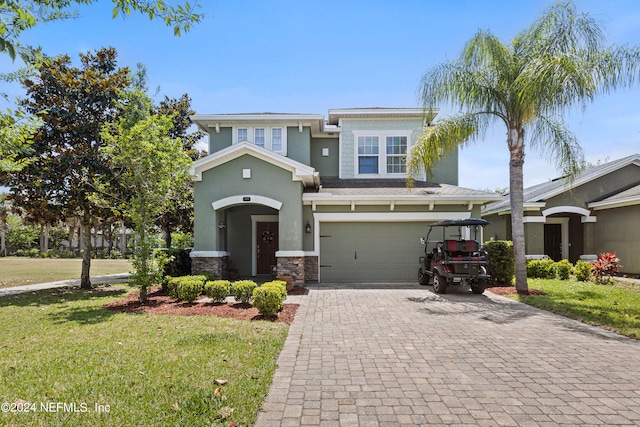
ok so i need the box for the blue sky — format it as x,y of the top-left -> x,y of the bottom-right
2,0 -> 640,190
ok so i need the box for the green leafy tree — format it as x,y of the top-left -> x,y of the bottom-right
154,93 -> 205,248
101,90 -> 191,303
0,0 -> 203,62
3,47 -> 129,288
0,1 -> 202,175
409,1 -> 640,293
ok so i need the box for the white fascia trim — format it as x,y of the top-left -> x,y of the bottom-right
522,216 -> 546,223
303,194 -> 501,208
589,196 -> 640,211
213,195 -> 282,211
191,113 -> 324,122
542,206 -> 591,217
190,251 -> 229,258
313,211 -> 469,223
275,250 -> 306,257
190,141 -> 318,186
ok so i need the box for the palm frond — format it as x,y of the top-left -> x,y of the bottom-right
407,113 -> 489,184
528,116 -> 584,179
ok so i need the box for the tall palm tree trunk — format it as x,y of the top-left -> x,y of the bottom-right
508,128 -> 529,293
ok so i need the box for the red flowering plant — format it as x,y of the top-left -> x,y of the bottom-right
592,252 -> 621,284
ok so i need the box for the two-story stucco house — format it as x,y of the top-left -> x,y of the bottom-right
189,108 -> 501,284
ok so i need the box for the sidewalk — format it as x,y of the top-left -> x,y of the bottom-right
0,273 -> 131,297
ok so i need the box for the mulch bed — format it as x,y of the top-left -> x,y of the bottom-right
487,286 -> 547,296
106,287 -> 300,324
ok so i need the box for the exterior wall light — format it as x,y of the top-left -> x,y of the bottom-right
305,221 -> 312,233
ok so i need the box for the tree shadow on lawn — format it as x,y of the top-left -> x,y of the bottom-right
0,285 -> 131,325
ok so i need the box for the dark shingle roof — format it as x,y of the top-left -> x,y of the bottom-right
313,178 -> 499,198
483,154 -> 640,215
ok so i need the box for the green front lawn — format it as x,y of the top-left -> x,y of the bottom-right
507,278 -> 640,339
0,257 -> 132,288
0,286 -> 288,426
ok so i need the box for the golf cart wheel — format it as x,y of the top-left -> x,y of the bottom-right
418,269 -> 429,286
432,271 -> 447,294
471,282 -> 486,295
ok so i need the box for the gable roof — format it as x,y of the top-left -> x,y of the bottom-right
190,141 -> 320,187
483,154 -> 640,215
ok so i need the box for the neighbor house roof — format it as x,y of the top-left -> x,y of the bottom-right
483,154 -> 640,215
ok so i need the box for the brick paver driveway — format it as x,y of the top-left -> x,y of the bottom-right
255,284 -> 640,426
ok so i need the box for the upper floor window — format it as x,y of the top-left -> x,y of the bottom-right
386,136 -> 407,174
237,128 -> 248,143
233,126 -> 287,155
254,128 -> 265,148
358,136 -> 379,174
354,131 -> 411,177
271,128 -> 283,152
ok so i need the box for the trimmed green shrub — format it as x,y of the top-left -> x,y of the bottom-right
159,248 -> 192,277
555,259 -> 572,280
177,279 -> 204,303
482,240 -> 515,285
166,275 -> 208,299
261,280 -> 287,302
574,260 -> 593,282
232,280 -> 257,303
166,276 -> 181,298
204,280 -> 231,303
526,258 -> 556,279
527,258 -> 553,279
253,286 -> 283,317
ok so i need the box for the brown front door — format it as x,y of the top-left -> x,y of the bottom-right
257,222 -> 278,274
544,223 -> 562,261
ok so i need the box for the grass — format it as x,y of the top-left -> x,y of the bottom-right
0,285 -> 288,426
0,257 -> 132,288
507,278 -> 640,339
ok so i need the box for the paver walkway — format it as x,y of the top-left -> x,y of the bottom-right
0,273 -> 130,297
256,284 -> 640,426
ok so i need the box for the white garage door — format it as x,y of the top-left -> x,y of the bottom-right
319,222 -> 428,283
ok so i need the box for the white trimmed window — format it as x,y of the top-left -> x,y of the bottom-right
254,128 -> 265,148
386,136 -> 407,174
271,128 -> 283,153
353,131 -> 411,177
232,126 -> 287,154
237,128 -> 248,143
357,136 -> 379,174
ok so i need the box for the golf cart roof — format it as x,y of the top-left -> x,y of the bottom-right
429,218 -> 491,227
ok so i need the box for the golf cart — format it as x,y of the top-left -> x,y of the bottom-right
418,218 -> 491,294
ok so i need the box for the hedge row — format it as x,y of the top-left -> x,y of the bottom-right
526,258 -> 593,281
164,277 -> 289,317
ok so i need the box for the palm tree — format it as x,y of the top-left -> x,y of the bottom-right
409,0 -> 640,293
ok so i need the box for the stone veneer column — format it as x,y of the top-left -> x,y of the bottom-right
304,255 -> 318,282
190,252 -> 229,279
276,253 -> 305,286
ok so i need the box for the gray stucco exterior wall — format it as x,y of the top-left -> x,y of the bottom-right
287,127 -> 311,165
209,127 -> 233,153
594,205 -> 640,274
193,154 -> 305,253
310,138 -> 339,177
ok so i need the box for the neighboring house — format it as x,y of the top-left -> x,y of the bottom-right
483,154 -> 640,275
189,108 -> 501,284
